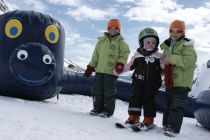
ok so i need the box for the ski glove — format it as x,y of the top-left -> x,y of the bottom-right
115,62 -> 124,74
164,64 -> 173,89
84,65 -> 95,78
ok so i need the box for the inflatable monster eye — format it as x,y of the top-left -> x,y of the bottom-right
17,50 -> 28,60
43,54 -> 52,64
5,19 -> 22,38
45,25 -> 59,44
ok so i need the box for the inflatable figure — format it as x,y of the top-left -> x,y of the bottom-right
0,10 -> 65,100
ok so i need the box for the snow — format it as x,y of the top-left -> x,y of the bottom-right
0,94 -> 209,140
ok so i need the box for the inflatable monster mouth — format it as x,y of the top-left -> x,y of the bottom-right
9,42 -> 56,86
18,74 -> 49,84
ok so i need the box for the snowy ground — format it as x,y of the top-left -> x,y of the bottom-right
0,94 -> 209,140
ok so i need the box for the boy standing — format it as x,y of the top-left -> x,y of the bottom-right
84,19 -> 130,118
161,20 -> 197,137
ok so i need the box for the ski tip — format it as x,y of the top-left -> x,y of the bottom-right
131,126 -> 141,132
115,123 -> 125,129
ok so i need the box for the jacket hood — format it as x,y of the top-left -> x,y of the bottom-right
98,32 -> 123,41
184,38 -> 194,47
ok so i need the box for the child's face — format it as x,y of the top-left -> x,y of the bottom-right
108,27 -> 120,36
169,28 -> 184,42
143,37 -> 156,51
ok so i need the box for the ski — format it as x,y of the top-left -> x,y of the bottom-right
115,122 -> 128,129
131,124 -> 156,132
131,126 -> 141,132
115,122 -> 141,129
115,122 -> 135,129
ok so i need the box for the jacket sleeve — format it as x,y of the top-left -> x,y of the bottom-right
160,41 -> 170,58
89,41 -> 100,68
165,41 -> 197,69
117,40 -> 130,64
123,52 -> 137,72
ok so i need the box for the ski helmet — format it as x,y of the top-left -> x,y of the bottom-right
138,28 -> 159,47
138,28 -> 159,56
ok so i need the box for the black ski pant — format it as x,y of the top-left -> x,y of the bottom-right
91,73 -> 117,116
128,80 -> 160,117
162,87 -> 189,133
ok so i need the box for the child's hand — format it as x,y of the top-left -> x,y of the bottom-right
115,62 -> 124,73
84,65 -> 95,78
160,56 -> 171,69
163,57 -> 171,65
113,62 -> 124,77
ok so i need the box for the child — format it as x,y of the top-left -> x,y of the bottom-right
161,20 -> 197,137
84,19 -> 130,118
123,28 -> 163,130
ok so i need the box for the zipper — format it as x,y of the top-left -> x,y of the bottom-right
146,62 -> 149,80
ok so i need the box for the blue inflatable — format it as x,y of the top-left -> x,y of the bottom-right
0,10 -> 65,100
